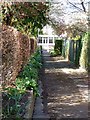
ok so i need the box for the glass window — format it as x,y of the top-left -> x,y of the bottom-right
38,37 -> 42,43
49,37 -> 53,43
43,37 -> 45,43
46,39 -> 48,43
43,37 -> 48,43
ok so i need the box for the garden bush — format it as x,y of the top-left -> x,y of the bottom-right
2,25 -> 31,88
54,39 -> 63,55
80,32 -> 90,71
50,39 -> 63,57
49,49 -> 58,57
2,48 -> 42,119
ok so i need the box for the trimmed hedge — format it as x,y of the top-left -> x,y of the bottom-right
80,32 -> 90,71
2,48 -> 42,119
2,25 -> 36,88
54,39 -> 63,55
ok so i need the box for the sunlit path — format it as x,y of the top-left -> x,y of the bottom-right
1,1 -> 90,119
41,50 -> 88,119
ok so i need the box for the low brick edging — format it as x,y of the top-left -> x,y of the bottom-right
24,90 -> 35,119
2,90 -> 35,119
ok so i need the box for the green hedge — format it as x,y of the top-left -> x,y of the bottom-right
80,32 -> 90,71
2,48 -> 42,119
54,39 -> 63,55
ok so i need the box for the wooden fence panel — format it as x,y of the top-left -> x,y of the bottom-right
75,40 -> 82,66
62,39 -> 82,66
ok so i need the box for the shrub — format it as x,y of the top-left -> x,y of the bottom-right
15,48 -> 42,95
2,47 -> 42,119
49,50 -> 57,57
80,32 -> 90,71
54,39 -> 63,55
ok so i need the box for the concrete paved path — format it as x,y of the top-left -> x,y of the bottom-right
33,50 -> 88,120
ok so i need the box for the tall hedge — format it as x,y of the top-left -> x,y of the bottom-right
80,32 -> 90,72
2,25 -> 36,88
54,39 -> 63,55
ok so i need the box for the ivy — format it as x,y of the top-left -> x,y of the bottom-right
2,2 -> 49,37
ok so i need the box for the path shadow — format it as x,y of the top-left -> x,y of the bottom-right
44,71 -> 88,119
41,50 -> 88,119
42,49 -> 77,69
45,60 -> 76,69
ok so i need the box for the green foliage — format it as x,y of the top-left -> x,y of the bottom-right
3,48 -> 42,119
2,2 -> 49,37
80,32 -> 90,71
50,39 -> 63,57
54,39 -> 63,55
16,48 -> 42,95
3,88 -> 22,119
50,50 -> 58,57
72,35 -> 81,40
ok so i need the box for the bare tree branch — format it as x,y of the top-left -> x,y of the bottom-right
81,1 -> 86,12
67,0 -> 87,13
67,0 -> 83,11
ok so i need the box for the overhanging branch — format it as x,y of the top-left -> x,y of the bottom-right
81,1 -> 86,12
67,0 -> 83,11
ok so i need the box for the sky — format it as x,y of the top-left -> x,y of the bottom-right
49,0 -> 89,24
42,0 -> 90,35
42,24 -> 55,35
